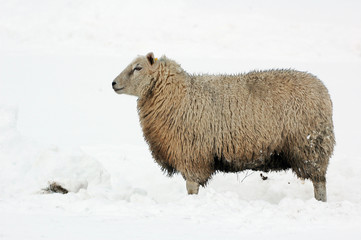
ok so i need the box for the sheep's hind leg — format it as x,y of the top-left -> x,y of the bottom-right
186,180 -> 199,195
312,181 -> 327,202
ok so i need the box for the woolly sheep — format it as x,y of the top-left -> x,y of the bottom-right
112,53 -> 335,202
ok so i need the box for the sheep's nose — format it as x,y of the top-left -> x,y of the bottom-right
112,81 -> 116,87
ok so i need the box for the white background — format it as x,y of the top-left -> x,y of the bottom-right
1,0 -> 361,239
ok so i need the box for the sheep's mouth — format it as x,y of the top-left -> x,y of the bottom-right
113,87 -> 125,92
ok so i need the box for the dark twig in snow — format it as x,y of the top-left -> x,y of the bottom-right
42,182 -> 68,194
241,170 -> 255,183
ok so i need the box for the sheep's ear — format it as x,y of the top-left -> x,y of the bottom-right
146,52 -> 155,65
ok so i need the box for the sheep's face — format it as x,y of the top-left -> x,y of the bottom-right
112,52 -> 158,97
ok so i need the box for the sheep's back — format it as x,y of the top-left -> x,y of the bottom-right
185,69 -> 333,164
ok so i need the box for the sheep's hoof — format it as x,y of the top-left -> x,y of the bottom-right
313,181 -> 327,202
186,180 -> 199,195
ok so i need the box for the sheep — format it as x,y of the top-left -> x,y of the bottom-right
112,52 -> 335,202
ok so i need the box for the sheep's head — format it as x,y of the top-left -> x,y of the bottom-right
112,52 -> 158,97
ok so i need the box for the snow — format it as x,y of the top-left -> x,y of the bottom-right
1,0 -> 361,239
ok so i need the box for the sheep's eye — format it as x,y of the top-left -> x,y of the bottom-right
133,66 -> 142,71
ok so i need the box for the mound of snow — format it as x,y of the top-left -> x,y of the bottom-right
0,106 -> 110,197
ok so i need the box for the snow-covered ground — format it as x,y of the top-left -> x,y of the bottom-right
1,0 -> 361,239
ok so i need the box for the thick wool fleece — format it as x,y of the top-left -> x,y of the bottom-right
136,57 -> 335,185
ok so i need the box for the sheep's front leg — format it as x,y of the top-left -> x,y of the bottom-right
312,181 -> 327,202
186,180 -> 199,195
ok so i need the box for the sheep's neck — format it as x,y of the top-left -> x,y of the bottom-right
137,72 -> 188,169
